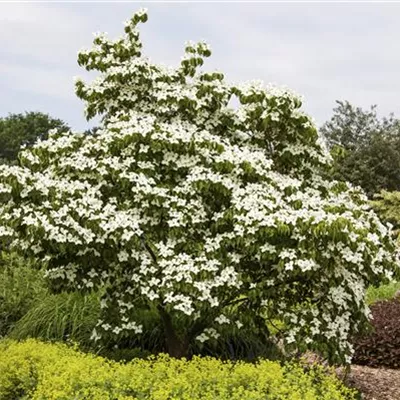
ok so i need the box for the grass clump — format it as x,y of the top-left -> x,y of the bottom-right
10,291 -> 100,346
366,281 -> 400,304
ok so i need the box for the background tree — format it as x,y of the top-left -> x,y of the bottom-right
84,126 -> 100,136
0,10 -> 397,364
371,191 -> 400,239
0,112 -> 69,163
321,101 -> 400,197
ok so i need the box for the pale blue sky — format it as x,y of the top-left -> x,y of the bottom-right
1,2 -> 400,131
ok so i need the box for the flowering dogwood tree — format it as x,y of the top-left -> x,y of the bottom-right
0,10 -> 398,362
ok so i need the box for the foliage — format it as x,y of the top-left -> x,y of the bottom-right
10,285 -> 282,361
321,101 -> 400,197
0,252 -> 100,349
10,291 -> 100,347
0,9 -> 398,364
0,112 -> 69,163
322,101 -> 381,150
193,326 -> 283,361
84,126 -> 100,135
365,280 -> 400,305
353,297 -> 400,368
371,190 -> 400,237
0,340 -> 357,400
0,252 -> 46,336
102,309 -> 283,362
0,255 -> 279,359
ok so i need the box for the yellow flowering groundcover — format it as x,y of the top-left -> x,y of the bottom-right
0,340 -> 356,399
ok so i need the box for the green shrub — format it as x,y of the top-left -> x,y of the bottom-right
371,190 -> 400,237
0,252 -> 100,349
0,340 -> 357,400
0,253 -> 46,336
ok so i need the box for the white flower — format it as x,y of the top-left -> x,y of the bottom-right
236,321 -> 243,329
113,326 -> 122,335
196,333 -> 209,343
90,328 -> 101,342
101,323 -> 111,331
100,299 -> 108,309
215,314 -> 230,325
204,327 -> 220,340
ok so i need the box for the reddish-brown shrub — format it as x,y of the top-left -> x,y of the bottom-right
353,297 -> 400,368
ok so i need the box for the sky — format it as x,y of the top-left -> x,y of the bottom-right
1,1 -> 400,131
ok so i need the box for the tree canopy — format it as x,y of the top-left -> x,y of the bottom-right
321,101 -> 400,197
0,112 -> 69,163
0,10 -> 398,363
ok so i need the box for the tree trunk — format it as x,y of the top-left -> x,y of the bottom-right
158,305 -> 190,358
165,333 -> 190,358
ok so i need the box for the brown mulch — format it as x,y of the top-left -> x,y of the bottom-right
342,365 -> 400,400
352,298 -> 400,368
301,351 -> 400,399
332,364 -> 400,400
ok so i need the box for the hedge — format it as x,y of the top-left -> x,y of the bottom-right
0,340 -> 357,399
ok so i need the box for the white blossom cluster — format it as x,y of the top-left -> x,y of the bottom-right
0,9 -> 398,362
